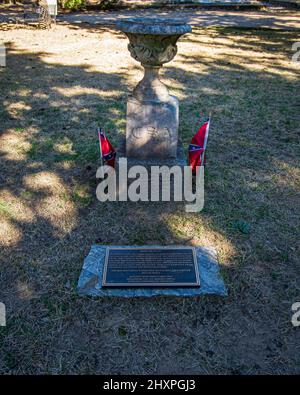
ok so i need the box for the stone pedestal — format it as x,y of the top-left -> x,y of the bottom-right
116,18 -> 191,160
126,95 -> 179,158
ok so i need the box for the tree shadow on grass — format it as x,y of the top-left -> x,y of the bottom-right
0,26 -> 299,374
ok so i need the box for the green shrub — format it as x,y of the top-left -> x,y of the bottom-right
62,0 -> 86,10
59,0 -> 122,10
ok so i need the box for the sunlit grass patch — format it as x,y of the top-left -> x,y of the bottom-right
0,200 -> 13,218
71,183 -> 93,208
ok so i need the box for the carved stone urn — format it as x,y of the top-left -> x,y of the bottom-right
117,18 -> 191,159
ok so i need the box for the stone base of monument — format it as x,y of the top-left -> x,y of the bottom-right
117,137 -> 187,168
126,95 -> 179,159
77,245 -> 227,298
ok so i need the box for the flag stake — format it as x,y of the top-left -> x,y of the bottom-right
202,115 -> 211,166
97,127 -> 105,178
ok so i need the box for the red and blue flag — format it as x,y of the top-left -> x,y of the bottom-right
98,128 -> 116,168
188,117 -> 211,173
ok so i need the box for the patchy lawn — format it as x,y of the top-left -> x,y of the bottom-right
0,22 -> 299,374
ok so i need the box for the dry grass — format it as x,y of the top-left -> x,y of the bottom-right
0,21 -> 300,374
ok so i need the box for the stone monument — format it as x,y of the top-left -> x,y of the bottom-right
77,20 -> 228,297
116,18 -> 191,159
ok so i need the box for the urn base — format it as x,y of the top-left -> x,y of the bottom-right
126,95 -> 179,159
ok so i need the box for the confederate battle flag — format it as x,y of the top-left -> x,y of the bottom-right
98,128 -> 116,168
188,116 -> 211,173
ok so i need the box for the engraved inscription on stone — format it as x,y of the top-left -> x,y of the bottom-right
102,247 -> 200,288
130,126 -> 171,142
126,96 -> 179,158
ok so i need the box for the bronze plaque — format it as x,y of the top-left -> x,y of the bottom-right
102,247 -> 200,288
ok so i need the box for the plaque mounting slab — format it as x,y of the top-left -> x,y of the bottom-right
102,246 -> 200,288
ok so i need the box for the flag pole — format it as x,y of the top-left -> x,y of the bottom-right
202,112 -> 212,166
98,127 -> 104,178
